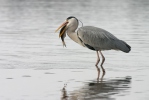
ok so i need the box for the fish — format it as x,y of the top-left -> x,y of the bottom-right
59,25 -> 66,47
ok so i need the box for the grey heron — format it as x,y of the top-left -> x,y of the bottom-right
55,16 -> 131,71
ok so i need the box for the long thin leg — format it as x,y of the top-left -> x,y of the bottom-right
99,51 -> 105,66
101,65 -> 105,73
99,51 -> 106,73
96,65 -> 100,80
95,51 -> 100,66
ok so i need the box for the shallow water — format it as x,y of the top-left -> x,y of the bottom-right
0,0 -> 149,100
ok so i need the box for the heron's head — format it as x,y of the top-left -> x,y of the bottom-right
55,16 -> 78,47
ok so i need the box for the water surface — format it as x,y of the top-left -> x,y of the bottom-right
0,0 -> 149,100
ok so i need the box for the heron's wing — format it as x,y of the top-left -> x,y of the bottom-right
77,26 -> 130,52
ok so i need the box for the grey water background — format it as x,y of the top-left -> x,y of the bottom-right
0,0 -> 149,100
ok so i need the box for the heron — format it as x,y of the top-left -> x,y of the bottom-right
55,16 -> 131,72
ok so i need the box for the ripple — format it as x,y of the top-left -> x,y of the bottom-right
44,72 -> 55,74
6,78 -> 13,79
22,75 -> 31,77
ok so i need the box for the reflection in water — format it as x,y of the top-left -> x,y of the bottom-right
96,65 -> 105,80
84,77 -> 131,100
62,73 -> 131,100
61,84 -> 68,100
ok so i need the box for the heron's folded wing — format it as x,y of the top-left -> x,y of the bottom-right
77,26 -> 119,50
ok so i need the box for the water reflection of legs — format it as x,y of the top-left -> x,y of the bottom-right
96,65 -> 105,80
100,67 -> 105,81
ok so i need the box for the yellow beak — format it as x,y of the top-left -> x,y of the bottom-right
55,21 -> 68,37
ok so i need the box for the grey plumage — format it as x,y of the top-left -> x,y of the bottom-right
55,16 -> 131,67
77,26 -> 131,53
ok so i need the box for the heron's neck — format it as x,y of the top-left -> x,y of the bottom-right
67,29 -> 83,46
67,29 -> 78,43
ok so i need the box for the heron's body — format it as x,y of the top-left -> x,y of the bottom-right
77,26 -> 131,52
55,16 -> 131,72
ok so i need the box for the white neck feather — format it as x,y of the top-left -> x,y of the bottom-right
67,29 -> 84,46
67,30 -> 78,42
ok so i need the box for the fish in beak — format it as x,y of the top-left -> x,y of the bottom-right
55,21 -> 68,47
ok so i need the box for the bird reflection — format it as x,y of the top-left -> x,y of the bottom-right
96,65 -> 105,80
86,76 -> 131,100
61,75 -> 131,100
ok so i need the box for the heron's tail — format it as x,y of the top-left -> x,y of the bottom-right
115,40 -> 131,53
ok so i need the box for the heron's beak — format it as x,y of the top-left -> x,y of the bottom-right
55,21 -> 68,37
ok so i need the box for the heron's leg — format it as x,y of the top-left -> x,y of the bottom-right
101,65 -> 105,73
95,51 -> 100,66
99,51 -> 105,66
96,65 -> 100,80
